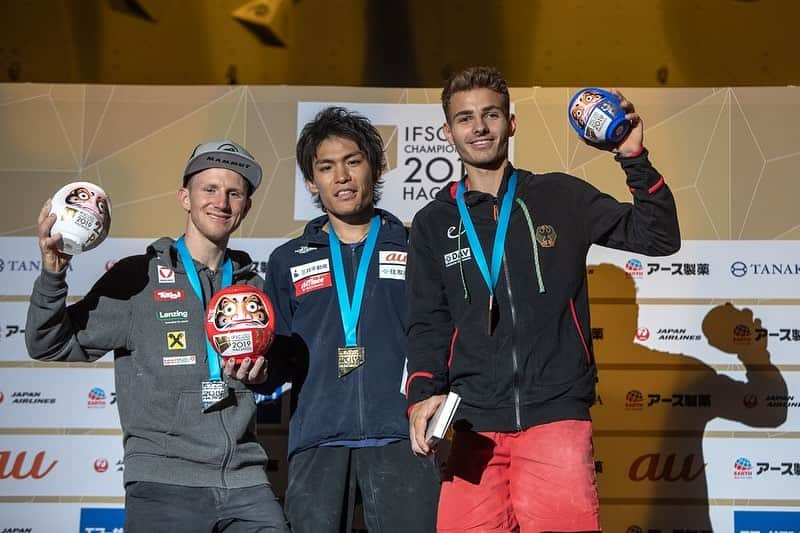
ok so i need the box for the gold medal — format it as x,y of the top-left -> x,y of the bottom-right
337,346 -> 366,377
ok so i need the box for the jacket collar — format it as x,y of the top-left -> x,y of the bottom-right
302,208 -> 407,248
147,237 -> 254,276
437,163 -> 518,207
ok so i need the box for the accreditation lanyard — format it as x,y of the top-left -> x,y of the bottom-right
175,236 -> 232,381
328,215 -> 381,348
455,172 -> 518,333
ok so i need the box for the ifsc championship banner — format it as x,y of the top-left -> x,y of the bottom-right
294,102 -> 515,223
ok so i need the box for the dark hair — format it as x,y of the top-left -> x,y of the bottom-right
296,106 -> 386,209
441,66 -> 510,123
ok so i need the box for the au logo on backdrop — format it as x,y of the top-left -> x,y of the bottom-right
294,102 -> 515,223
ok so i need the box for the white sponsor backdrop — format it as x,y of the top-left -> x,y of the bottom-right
294,102 -> 515,223
632,304 -> 800,367
593,369 -> 800,432
588,240 -> 800,299
0,302 -> 39,362
0,368 -> 119,429
703,437 -> 800,499
0,435 -> 124,497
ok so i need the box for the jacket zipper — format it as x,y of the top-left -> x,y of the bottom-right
207,268 -> 234,488
219,410 -> 232,487
503,254 -> 522,431
351,243 -> 366,439
493,197 -> 522,431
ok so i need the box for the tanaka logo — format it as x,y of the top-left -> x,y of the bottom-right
734,457 -> 753,479
730,261 -> 800,278
625,258 -> 644,278
0,451 -> 57,479
628,453 -> 706,482
0,258 -> 72,274
87,387 -> 107,408
635,328 -> 650,341
154,289 -> 184,301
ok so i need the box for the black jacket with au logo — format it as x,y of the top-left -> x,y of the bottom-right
405,150 -> 681,432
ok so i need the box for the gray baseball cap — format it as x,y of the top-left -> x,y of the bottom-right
183,140 -> 262,192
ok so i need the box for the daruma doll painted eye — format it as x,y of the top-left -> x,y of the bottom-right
49,181 -> 112,255
567,87 -> 630,146
206,284 -> 276,364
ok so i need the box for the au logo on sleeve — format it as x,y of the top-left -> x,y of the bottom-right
378,251 -> 407,280
167,330 -> 186,350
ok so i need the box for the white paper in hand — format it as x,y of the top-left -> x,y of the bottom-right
425,391 -> 461,445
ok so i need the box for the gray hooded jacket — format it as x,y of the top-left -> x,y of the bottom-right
25,237 -> 269,488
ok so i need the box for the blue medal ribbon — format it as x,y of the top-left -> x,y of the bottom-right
328,215 -> 381,347
455,171 -> 518,297
176,236 -> 233,381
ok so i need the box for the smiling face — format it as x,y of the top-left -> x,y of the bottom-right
307,136 -> 375,223
214,291 -> 269,330
179,167 -> 251,247
443,87 -> 516,172
65,186 -> 109,220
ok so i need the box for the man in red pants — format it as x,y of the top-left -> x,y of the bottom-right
405,66 -> 680,532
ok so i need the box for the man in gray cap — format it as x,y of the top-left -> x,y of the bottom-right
26,140 -> 290,532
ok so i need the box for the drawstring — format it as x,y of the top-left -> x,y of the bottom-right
515,198 -> 546,294
456,219 -> 471,302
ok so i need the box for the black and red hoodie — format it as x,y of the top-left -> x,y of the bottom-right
405,149 -> 680,432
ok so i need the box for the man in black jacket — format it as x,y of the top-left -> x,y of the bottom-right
265,107 -> 439,532
405,67 -> 680,531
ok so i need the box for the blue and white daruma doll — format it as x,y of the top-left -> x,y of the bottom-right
568,87 -> 630,145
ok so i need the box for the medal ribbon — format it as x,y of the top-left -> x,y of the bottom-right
176,236 -> 232,381
455,171 -> 518,297
328,215 -> 381,347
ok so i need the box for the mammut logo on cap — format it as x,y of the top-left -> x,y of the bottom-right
217,143 -> 240,153
205,155 -> 251,169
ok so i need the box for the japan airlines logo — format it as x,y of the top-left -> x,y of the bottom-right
93,458 -> 109,473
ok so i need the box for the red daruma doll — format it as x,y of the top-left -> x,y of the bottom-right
205,285 -> 276,365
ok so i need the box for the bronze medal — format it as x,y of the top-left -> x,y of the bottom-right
337,346 -> 366,377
